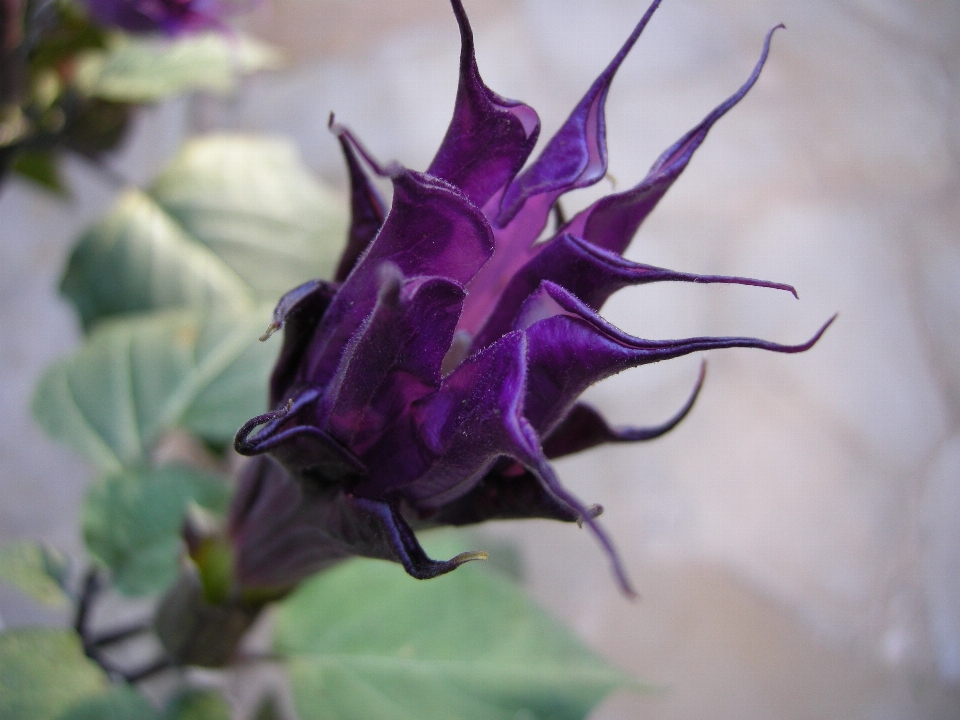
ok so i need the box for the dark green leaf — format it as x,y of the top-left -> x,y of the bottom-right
83,464 -> 230,596
74,33 -> 280,103
0,628 -> 108,720
0,541 -> 69,607
59,98 -> 132,158
60,136 -> 347,330
11,149 -> 65,193
161,689 -> 231,720
58,686 -> 157,720
274,538 -> 631,720
252,695 -> 283,720
32,307 -> 276,471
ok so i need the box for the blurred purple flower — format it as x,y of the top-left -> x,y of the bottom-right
84,0 -> 246,35
232,0 -> 832,596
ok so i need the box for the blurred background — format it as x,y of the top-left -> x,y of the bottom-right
2,0 -> 959,717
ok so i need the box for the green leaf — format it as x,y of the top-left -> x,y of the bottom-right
11,149 -> 66,194
32,307 -> 276,472
160,689 -> 231,720
58,686 -> 158,720
0,628 -> 108,720
61,190 -> 256,331
274,544 -> 631,720
0,541 -> 70,607
149,135 -> 347,301
60,135 -> 347,330
82,464 -> 230,596
252,695 -> 283,720
74,32 -> 281,103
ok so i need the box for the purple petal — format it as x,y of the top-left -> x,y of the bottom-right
542,362 -> 705,459
495,0 -> 664,228
296,168 -> 494,391
427,0 -> 541,208
84,0 -> 236,35
356,331 -> 531,502
520,281 -> 834,434
229,457 -> 483,590
332,121 -> 388,282
564,24 -> 784,254
323,266 -> 465,454
427,460 -> 583,525
229,457 -> 350,592
235,387 -> 367,480
457,0 -> 663,336
471,232 -> 797,350
349,496 -> 488,579
360,330 -> 636,595
265,279 -> 339,408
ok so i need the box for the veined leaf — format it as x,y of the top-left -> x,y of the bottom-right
61,135 -> 347,331
74,32 -> 281,103
32,307 -> 276,472
274,541 -> 632,720
151,135 -> 346,301
61,190 -> 256,331
83,464 -> 230,596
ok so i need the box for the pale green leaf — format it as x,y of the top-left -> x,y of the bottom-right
32,307 -> 276,472
74,32 -> 281,103
150,135 -> 347,301
61,190 -> 255,331
0,542 -> 69,607
61,135 -> 347,330
161,689 -> 231,720
274,541 -> 631,720
83,464 -> 230,596
58,686 -> 158,720
0,628 -> 108,720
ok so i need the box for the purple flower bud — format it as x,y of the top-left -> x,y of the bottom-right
233,0 -> 833,596
83,0 -> 250,35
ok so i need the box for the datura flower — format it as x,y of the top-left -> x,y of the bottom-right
84,0 -> 245,35
232,0 -> 832,597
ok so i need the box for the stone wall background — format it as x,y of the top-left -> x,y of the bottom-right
2,0 -> 959,717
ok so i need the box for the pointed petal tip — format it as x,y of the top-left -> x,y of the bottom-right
807,313 -> 837,347
327,117 -> 396,177
576,504 -> 604,528
766,313 -> 836,354
327,111 -> 346,139
259,322 -> 281,342
763,279 -> 798,298
616,567 -> 639,600
451,549 -> 489,565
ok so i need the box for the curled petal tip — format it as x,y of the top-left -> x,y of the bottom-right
697,358 -> 708,381
618,573 -> 639,600
576,504 -> 604,528
801,313 -> 837,351
452,550 -> 489,565
259,322 -> 281,342
768,281 -> 799,299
